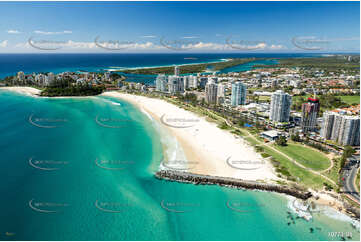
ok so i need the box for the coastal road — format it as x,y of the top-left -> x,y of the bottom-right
342,164 -> 360,203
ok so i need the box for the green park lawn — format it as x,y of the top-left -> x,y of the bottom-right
273,143 -> 331,171
336,95 -> 360,105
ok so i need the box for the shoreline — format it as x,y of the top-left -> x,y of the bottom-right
0,86 -> 41,97
0,86 -> 99,99
101,91 -> 360,224
1,88 -> 359,224
101,91 -> 278,182
104,58 -> 230,72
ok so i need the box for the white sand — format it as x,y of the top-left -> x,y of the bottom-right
0,86 -> 41,96
102,91 -> 278,182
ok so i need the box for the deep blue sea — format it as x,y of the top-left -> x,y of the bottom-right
0,53 -> 322,81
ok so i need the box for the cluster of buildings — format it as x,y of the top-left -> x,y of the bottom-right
12,61 -> 359,148
155,66 -> 247,106
155,67 -> 198,94
14,71 -> 113,87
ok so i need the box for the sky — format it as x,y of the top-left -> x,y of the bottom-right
0,1 -> 359,53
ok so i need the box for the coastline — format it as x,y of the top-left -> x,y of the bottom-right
101,91 -> 279,182
1,87 -> 359,225
101,91 -> 360,225
104,58 -> 230,72
0,86 -> 41,97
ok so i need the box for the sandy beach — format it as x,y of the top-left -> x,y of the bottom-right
102,91 -> 278,182
0,86 -> 41,96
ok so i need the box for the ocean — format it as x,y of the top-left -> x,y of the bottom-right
0,90 -> 359,241
0,53 -> 322,80
0,53 -> 359,240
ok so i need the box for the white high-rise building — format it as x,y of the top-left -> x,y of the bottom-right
188,76 -> 198,88
205,79 -> 218,104
320,111 -> 335,140
321,111 -> 360,146
270,90 -> 292,123
35,74 -> 46,86
217,83 -> 225,98
174,66 -> 180,76
47,72 -> 55,86
183,76 -> 190,90
155,74 -> 168,92
231,81 -> 247,106
168,75 -> 183,94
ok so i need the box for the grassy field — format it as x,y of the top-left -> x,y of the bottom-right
243,133 -> 332,189
336,95 -> 360,105
273,143 -> 331,171
322,157 -> 341,184
262,146 -> 329,189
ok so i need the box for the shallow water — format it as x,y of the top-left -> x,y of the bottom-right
0,90 -> 359,241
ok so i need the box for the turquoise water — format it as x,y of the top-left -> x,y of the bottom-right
0,90 -> 359,241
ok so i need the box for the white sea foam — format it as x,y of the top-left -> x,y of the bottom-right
287,197 -> 312,221
140,108 -> 153,121
321,206 -> 360,230
286,196 -> 360,229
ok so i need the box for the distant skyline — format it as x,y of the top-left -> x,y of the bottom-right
0,1 -> 359,53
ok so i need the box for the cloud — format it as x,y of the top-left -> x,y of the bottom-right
141,35 -> 157,38
190,42 -> 225,50
0,40 -> 8,47
270,44 -> 285,50
34,30 -> 72,35
7,30 -> 21,34
96,40 -> 163,50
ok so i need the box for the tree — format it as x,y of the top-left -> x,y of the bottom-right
276,136 -> 288,146
343,145 -> 355,158
291,132 -> 301,142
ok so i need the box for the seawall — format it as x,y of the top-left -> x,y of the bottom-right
155,170 -> 313,200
